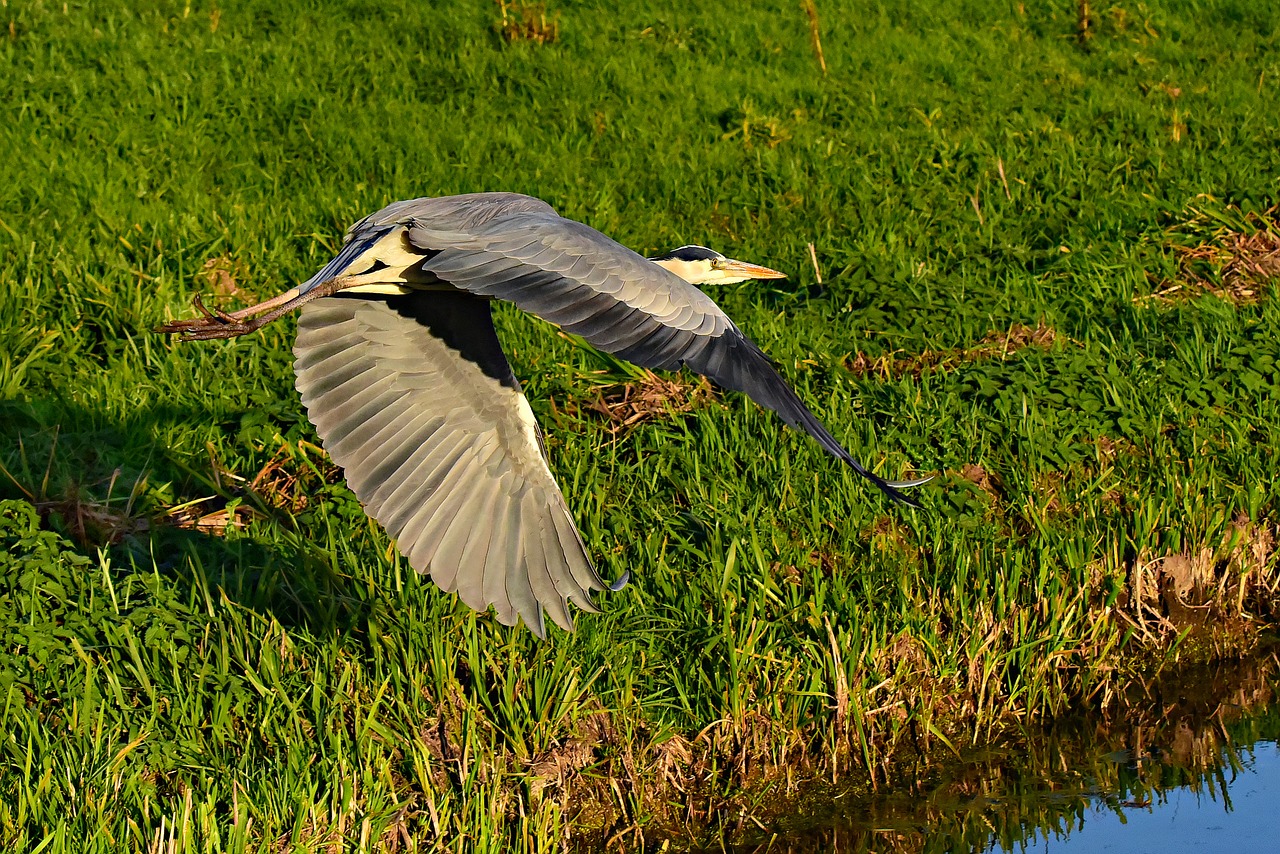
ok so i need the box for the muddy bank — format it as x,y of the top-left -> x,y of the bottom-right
616,647 -> 1280,852
549,519 -> 1278,850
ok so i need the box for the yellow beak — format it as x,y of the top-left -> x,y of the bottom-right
715,258 -> 788,279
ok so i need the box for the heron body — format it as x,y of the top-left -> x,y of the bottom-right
161,192 -> 929,636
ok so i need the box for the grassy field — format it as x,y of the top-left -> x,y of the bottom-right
2,0 -> 1279,850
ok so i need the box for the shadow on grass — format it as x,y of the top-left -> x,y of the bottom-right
0,395 -> 392,640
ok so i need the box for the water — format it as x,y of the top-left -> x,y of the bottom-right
1001,740 -> 1280,853
698,653 -> 1280,853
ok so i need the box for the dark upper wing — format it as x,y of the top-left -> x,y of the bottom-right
404,210 -> 924,506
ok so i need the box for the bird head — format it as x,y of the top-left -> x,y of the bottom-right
649,245 -> 787,286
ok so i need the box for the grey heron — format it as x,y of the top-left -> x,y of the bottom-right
159,192 -> 930,636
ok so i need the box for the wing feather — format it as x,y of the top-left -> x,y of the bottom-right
403,448 -> 483,580
327,400 -> 414,460
359,417 -> 448,507
378,437 -> 473,535
519,493 -> 574,633
498,495 -> 543,637
293,291 -> 610,632
548,506 -> 603,613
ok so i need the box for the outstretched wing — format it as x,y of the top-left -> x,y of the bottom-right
293,290 -> 617,637
299,192 -> 924,504
410,206 -> 924,505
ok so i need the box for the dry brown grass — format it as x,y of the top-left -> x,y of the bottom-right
1077,0 -> 1093,41
199,255 -> 250,302
959,463 -> 1002,500
1141,205 -> 1280,305
845,320 -> 1059,379
496,0 -> 559,45
2,446 -> 272,545
248,439 -> 343,514
268,803 -> 413,854
1093,434 -> 1139,461
38,489 -> 152,544
165,439 -> 342,537
803,1 -> 827,75
1121,514 -> 1279,649
0,444 -> 152,545
571,370 -> 716,434
164,501 -> 258,536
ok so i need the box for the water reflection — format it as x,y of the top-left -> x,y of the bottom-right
707,651 -> 1279,853
1007,741 -> 1279,853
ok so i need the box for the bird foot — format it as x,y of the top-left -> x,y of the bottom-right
155,278 -> 352,341
155,294 -> 255,340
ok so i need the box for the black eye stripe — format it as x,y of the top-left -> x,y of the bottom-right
649,245 -> 724,263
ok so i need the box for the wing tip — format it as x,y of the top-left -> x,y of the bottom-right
515,570 -> 628,640
865,469 -> 933,509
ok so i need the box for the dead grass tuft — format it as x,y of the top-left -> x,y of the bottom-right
653,735 -> 695,792
960,463 -> 1001,499
802,1 -> 827,75
1141,204 -> 1280,304
164,439 -> 342,537
199,255 -> 250,301
248,440 -> 343,514
1123,514 -> 1280,645
846,321 -> 1058,379
40,490 -> 152,544
866,516 -> 920,562
1093,435 -> 1138,460
165,501 -> 258,536
0,447 -> 151,545
808,547 -> 838,575
578,370 -> 715,433
495,0 -> 558,44
270,804 -> 413,854
527,737 -> 596,798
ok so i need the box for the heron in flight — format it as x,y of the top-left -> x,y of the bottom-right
159,192 -> 929,636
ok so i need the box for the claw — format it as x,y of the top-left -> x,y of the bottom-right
192,293 -> 217,320
155,277 -> 354,342
192,293 -> 239,324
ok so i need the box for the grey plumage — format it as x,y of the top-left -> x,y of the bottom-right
294,291 -> 614,638
163,191 -> 929,637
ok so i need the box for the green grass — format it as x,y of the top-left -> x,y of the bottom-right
1,0 -> 1279,850
737,655 -> 1280,851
